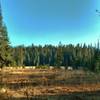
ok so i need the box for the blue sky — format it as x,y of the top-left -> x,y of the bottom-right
1,0 -> 100,46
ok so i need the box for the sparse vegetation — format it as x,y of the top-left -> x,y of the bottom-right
0,68 -> 100,99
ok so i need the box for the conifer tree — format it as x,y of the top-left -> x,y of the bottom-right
0,3 -> 12,68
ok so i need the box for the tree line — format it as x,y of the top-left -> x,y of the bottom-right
11,42 -> 100,71
0,4 -> 100,72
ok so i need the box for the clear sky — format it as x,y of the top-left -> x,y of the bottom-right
1,0 -> 100,46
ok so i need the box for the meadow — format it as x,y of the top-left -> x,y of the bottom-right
0,67 -> 100,100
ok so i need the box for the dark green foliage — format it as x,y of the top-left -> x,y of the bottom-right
11,42 -> 100,72
0,5 -> 12,68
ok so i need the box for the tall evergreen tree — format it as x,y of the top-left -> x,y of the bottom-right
0,3 -> 12,68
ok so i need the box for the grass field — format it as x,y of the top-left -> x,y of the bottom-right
0,68 -> 100,100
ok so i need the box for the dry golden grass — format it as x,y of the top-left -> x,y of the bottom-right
0,67 -> 100,99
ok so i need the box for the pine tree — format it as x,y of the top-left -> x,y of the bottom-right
0,3 -> 12,68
